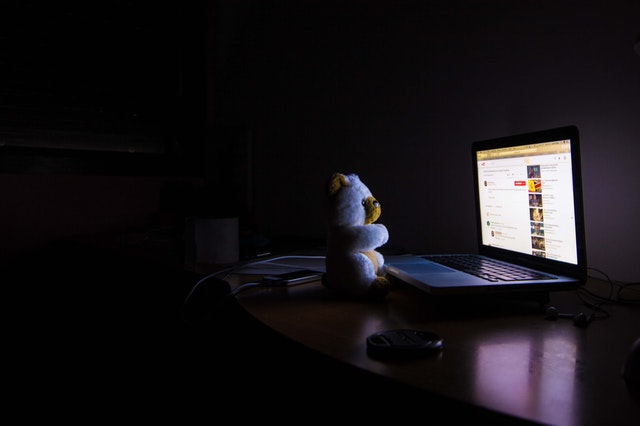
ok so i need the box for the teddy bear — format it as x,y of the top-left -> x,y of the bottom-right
322,172 -> 391,299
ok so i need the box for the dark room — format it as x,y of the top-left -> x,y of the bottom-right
2,1 -> 639,424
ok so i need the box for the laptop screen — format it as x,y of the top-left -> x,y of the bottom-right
472,126 -> 586,276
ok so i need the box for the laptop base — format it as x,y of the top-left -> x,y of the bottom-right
390,276 -> 552,310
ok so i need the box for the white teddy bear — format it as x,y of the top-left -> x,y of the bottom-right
323,172 -> 391,298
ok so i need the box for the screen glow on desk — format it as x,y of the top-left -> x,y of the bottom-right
473,332 -> 577,426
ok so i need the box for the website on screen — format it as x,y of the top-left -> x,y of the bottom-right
476,140 -> 578,264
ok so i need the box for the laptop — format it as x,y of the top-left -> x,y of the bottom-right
384,125 -> 587,296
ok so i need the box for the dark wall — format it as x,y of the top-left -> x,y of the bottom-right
211,0 -> 640,282
1,1 -> 639,284
0,174 -> 204,264
0,2 -> 209,263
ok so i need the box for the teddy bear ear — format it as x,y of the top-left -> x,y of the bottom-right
328,173 -> 349,196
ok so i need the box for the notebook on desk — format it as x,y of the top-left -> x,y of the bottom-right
384,125 -> 588,296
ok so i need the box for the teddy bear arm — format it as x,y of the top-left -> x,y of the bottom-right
373,223 -> 389,245
331,225 -> 387,252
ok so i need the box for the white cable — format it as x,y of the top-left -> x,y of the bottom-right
229,281 -> 262,296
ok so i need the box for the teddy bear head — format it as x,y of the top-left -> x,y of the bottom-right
326,172 -> 381,226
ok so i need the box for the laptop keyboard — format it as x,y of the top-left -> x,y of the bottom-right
422,254 -> 555,282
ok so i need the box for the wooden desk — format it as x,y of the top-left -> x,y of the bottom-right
234,277 -> 640,425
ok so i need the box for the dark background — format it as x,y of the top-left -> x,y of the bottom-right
1,0 -> 639,284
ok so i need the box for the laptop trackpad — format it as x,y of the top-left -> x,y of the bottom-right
386,257 -> 454,274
